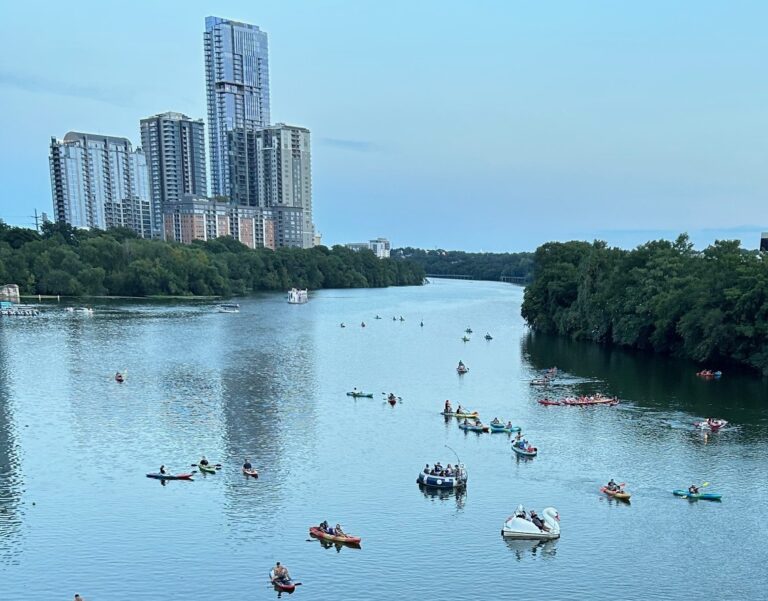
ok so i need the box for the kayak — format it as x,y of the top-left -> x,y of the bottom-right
198,463 -> 216,474
490,423 -> 521,433
269,570 -> 296,592
600,486 -> 631,501
459,422 -> 488,433
441,411 -> 479,419
457,367 -> 469,374
512,444 -> 538,457
346,391 -> 374,398
146,472 -> 194,480
243,468 -> 259,478
309,527 -> 362,545
672,490 -> 722,501
538,399 -> 562,406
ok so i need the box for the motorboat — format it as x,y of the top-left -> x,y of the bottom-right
417,464 -> 467,489
287,288 -> 309,304
502,506 -> 560,540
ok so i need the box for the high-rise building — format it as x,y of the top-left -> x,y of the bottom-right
49,132 -> 152,238
140,112 -> 207,236
204,16 -> 270,198
345,238 -> 392,259
247,123 -> 315,248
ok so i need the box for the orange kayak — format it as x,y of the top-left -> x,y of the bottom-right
309,527 -> 361,545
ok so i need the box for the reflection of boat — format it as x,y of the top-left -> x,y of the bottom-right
503,538 -> 557,559
287,288 -> 308,304
309,527 -> 361,546
218,303 -> 240,313
538,399 -> 561,406
417,465 -> 467,489
502,507 -> 560,540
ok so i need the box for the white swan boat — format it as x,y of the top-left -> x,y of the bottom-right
501,506 -> 560,540
287,288 -> 308,304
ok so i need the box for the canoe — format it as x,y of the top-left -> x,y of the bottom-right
346,392 -> 374,398
198,463 -> 216,474
243,468 -> 259,478
441,411 -> 479,419
269,570 -> 296,593
146,472 -> 193,480
309,527 -> 362,545
512,444 -> 538,457
459,422 -> 488,433
490,423 -> 521,433
600,486 -> 631,501
672,490 -> 722,501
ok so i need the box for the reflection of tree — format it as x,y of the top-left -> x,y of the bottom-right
0,331 -> 22,564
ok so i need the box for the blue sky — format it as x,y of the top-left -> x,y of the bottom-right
1,1 -> 766,251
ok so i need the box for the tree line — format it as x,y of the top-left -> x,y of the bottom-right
521,235 -> 768,374
395,247 -> 533,282
0,222 -> 425,297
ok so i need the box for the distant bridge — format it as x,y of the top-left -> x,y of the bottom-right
425,274 -> 528,285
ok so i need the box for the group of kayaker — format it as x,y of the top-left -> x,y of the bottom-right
317,520 -> 346,537
696,369 -> 722,379
423,462 -> 459,477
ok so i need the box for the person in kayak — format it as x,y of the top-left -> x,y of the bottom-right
688,484 -> 700,495
273,562 -> 290,582
607,479 -> 617,491
243,458 -> 252,470
159,465 -> 167,475
491,417 -> 501,425
456,404 -> 465,414
199,456 -> 209,467
334,523 -> 346,537
444,400 -> 452,413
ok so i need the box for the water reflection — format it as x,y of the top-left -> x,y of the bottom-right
503,538 -> 558,561
0,329 -> 22,564
417,484 -> 466,510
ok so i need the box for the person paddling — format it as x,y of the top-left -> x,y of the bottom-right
273,561 -> 290,583
159,465 -> 167,475
243,458 -> 253,470
199,456 -> 209,467
688,484 -> 700,495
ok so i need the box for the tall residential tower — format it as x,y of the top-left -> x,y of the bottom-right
49,132 -> 152,238
204,16 -> 270,198
140,112 -> 207,236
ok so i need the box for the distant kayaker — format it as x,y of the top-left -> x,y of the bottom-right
273,562 -> 290,582
444,400 -> 452,413
361,321 -> 365,327
607,479 -> 617,491
199,456 -> 209,467
75,595 -> 84,601
335,523 -> 346,537
159,465 -> 167,475
688,484 -> 700,495
243,458 -> 252,470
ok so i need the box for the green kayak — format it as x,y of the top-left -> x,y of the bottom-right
672,490 -> 722,501
346,392 -> 374,398
198,463 -> 217,474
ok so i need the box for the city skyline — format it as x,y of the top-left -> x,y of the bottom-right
3,1 -> 768,251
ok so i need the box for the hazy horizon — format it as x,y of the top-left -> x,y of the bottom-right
1,1 -> 766,252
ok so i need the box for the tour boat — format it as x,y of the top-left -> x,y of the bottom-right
501,506 -> 560,540
417,464 -> 467,489
287,288 -> 309,304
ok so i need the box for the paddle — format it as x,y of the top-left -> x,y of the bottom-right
190,463 -> 222,468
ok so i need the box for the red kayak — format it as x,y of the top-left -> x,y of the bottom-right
538,399 -> 561,406
270,570 -> 296,592
309,526 -> 362,545
146,472 -> 193,480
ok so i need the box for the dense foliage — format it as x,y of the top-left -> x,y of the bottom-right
0,222 -> 425,297
521,236 -> 768,374
395,247 -> 533,282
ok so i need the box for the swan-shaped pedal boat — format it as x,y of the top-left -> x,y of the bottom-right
502,506 -> 560,540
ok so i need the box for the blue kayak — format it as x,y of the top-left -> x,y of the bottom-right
673,490 -> 722,501
490,423 -> 521,433
512,444 -> 538,457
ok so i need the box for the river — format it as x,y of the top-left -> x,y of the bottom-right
0,279 -> 766,600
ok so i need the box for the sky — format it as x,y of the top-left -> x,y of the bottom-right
1,0 -> 766,251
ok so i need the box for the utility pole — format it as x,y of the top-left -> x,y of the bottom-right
31,209 -> 40,232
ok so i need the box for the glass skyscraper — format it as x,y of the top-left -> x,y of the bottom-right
204,16 -> 270,198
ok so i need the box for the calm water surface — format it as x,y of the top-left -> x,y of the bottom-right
1,280 -> 767,600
